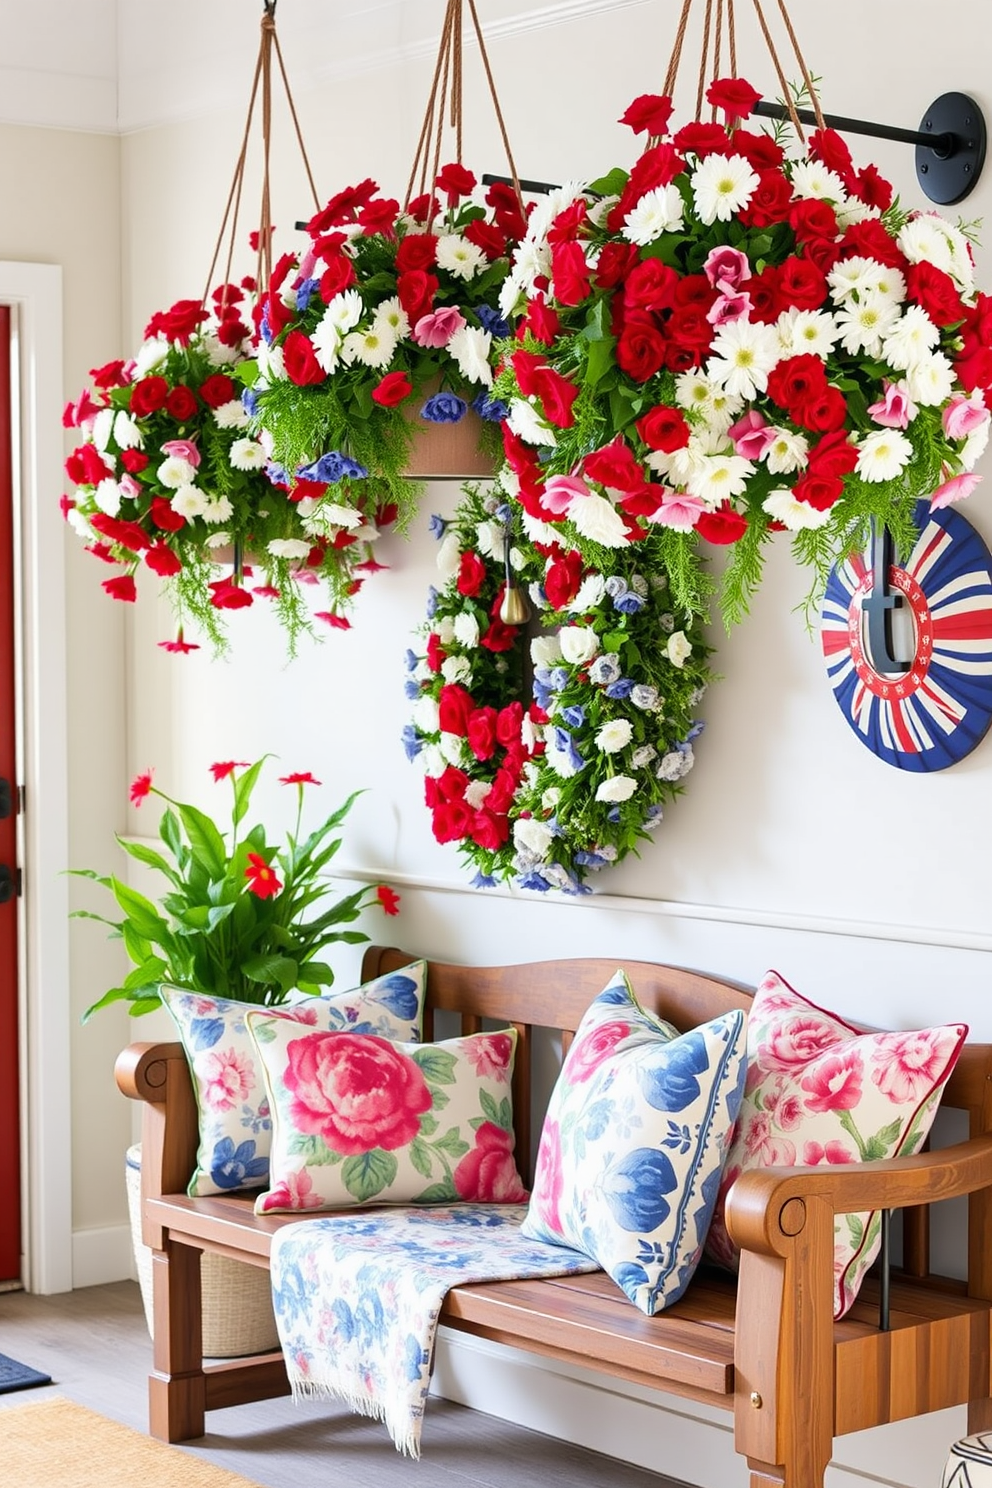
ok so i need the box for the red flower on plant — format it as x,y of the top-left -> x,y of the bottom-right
210,761 -> 250,781
150,496 -> 186,532
457,549 -> 487,597
435,161 -> 477,203
102,574 -> 138,602
158,633 -> 200,654
198,373 -> 236,408
165,385 -> 198,420
282,330 -> 326,387
129,770 -> 154,805
706,76 -> 761,123
209,578 -> 254,610
245,852 -> 282,899
619,93 -> 675,137
144,543 -> 182,577
315,612 -> 352,629
376,885 -> 401,916
371,371 -> 412,407
130,376 -> 169,416
279,772 -> 321,786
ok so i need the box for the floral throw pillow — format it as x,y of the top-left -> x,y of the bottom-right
161,963 -> 426,1198
520,972 -> 747,1316
247,1015 -> 529,1214
704,970 -> 967,1319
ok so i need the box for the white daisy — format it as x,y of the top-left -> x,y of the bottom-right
475,520 -> 506,561
171,485 -> 206,519
266,538 -> 311,560
112,411 -> 143,450
157,455 -> 197,489
201,495 -> 234,524
447,325 -> 493,387
706,319 -> 781,399
321,502 -> 365,530
201,333 -> 242,366
90,407 -> 115,453
828,257 -> 905,305
453,611 -> 480,649
341,325 -> 398,370
789,159 -> 849,204
596,719 -> 633,754
571,574 -> 607,611
776,307 -> 839,359
255,342 -> 285,384
674,370 -> 744,431
762,487 -> 832,529
897,216 -> 955,275
205,531 -> 232,549
440,732 -> 468,767
507,397 -> 555,447
372,296 -> 410,340
962,420 -> 991,471
93,478 -> 122,517
835,296 -> 901,355
213,400 -> 249,430
570,492 -> 629,547
856,429 -> 914,482
229,438 -> 266,471
904,351 -> 956,406
133,336 -> 170,376
691,154 -> 760,225
685,453 -> 755,504
442,656 -> 473,686
881,305 -> 941,371
65,507 -> 93,539
309,317 -> 343,376
622,184 -> 685,244
765,427 -> 809,475
435,233 -> 487,281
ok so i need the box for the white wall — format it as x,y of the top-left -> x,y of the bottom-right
8,0 -> 992,1482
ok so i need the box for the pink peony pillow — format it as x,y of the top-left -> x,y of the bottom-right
705,970 -> 967,1319
247,1011 -> 529,1214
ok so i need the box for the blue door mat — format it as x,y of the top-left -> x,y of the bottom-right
0,1352 -> 52,1393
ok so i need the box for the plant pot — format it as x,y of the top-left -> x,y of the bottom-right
126,1143 -> 279,1358
401,381 -> 495,480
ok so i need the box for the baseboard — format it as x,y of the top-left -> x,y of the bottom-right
431,1328 -> 962,1488
71,1223 -> 135,1289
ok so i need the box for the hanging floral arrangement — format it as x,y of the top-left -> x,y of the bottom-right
62,290 -> 389,653
492,79 -> 992,628
242,167 -> 526,520
403,483 -> 712,893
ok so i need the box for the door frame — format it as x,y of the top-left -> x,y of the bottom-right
0,261 -> 71,1293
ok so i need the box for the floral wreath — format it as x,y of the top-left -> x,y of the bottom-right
492,80 -> 992,628
404,481 -> 712,892
243,166 -> 527,530
62,288 -> 390,653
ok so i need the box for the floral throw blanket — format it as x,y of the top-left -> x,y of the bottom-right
270,1204 -> 598,1456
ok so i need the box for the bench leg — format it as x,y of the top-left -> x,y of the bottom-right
747,1467 -> 785,1487
969,1396 -> 992,1433
148,1238 -> 206,1442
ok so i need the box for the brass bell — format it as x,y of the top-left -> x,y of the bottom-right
499,583 -> 532,626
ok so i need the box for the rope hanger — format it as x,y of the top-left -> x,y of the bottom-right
405,0 -> 524,219
203,0 -> 320,312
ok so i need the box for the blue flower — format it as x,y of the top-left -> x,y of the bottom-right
189,1015 -> 225,1051
607,807 -> 622,823
403,680 -> 420,700
241,387 -> 260,418
372,972 -> 420,1021
472,390 -> 509,423
574,849 -> 608,869
606,678 -> 635,699
426,586 -> 439,618
551,726 -> 585,774
494,503 -> 512,524
603,1147 -> 678,1232
561,704 -> 586,728
264,459 -> 288,486
297,451 -> 369,484
340,455 -> 369,479
404,1333 -> 430,1383
516,870 -> 551,892
259,306 -> 273,345
294,277 -> 320,313
210,1137 -> 268,1190
684,719 -> 706,742
476,304 -> 511,338
421,392 -> 467,424
639,1030 -> 709,1112
401,724 -> 423,761
428,513 -> 447,540
404,648 -> 419,672
614,591 -> 646,614
470,870 -> 497,889
549,667 -> 570,691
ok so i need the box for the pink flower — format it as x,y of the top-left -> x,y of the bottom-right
413,306 -> 466,348
647,492 -> 708,532
567,1020 -> 631,1082
931,472 -> 982,509
867,382 -> 915,429
803,1139 -> 856,1165
263,1169 -> 323,1211
464,1032 -> 515,1082
871,1028 -> 960,1104
453,1122 -> 527,1202
800,1048 -> 864,1113
707,291 -> 753,327
531,1119 -> 564,1233
703,245 -> 752,292
742,1112 -> 797,1165
775,1093 -> 803,1130
161,438 -> 201,468
202,1048 -> 255,1111
119,475 -> 142,501
729,410 -> 777,460
942,392 -> 989,441
542,473 -> 590,515
283,1032 -> 431,1154
761,1015 -> 841,1073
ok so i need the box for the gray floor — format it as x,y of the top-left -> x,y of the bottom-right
0,1280 -> 685,1487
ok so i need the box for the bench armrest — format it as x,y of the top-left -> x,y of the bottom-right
115,1040 -> 198,1243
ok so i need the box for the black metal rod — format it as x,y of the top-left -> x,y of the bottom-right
482,172 -> 559,196
752,101 -> 952,156
878,1209 -> 891,1332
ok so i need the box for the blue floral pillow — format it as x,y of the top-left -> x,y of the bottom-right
520,971 -> 746,1315
161,964 -> 426,1198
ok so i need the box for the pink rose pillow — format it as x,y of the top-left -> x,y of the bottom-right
247,1011 -> 528,1214
705,970 -> 967,1318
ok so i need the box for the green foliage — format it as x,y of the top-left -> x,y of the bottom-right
73,760 -> 397,1018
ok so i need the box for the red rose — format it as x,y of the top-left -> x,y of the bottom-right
66,442 -> 112,486
166,385 -> 198,421
319,255 -> 357,301
730,129 -> 785,170
282,330 -> 326,387
438,683 -> 475,736
395,233 -> 438,273
510,348 -> 546,397
608,143 -> 686,230
544,549 -> 584,609
308,178 -> 379,232
672,121 -> 730,158
792,472 -> 844,510
838,218 -> 908,271
766,354 -> 828,416
467,706 -> 499,761
696,504 -> 748,544
802,236 -> 840,275
532,365 -> 580,428
619,93 -> 675,137
453,1122 -> 526,1202
199,373 -> 236,409
595,241 -> 639,290
583,438 -> 643,492
664,342 -> 700,374
426,631 -> 445,673
372,371 -> 412,407
144,543 -> 182,577
144,299 -> 207,343
130,376 -> 169,416
616,322 -> 666,382
457,550 -> 486,597
284,1032 -> 431,1155
481,614 -> 518,652
485,180 -> 529,241
486,766 -> 519,814
906,262 -> 965,328
777,256 -> 829,310
550,240 -> 592,305
802,386 -> 848,432
431,799 -> 474,843
102,573 -> 137,602
358,196 -> 399,237
624,259 -> 678,314
956,346 -> 992,393
397,268 -> 439,327
809,127 -> 856,187
428,765 -> 470,804
209,579 -> 254,610
807,431 -> 859,478
464,219 -> 507,261
667,304 -> 713,354
706,76 -> 760,123
119,448 -> 149,475
746,264 -> 782,323
636,405 -> 691,453
524,294 -> 561,345
89,359 -> 128,389
89,512 -> 150,551
496,702 -> 524,747
469,810 -> 511,852
738,169 -> 793,228
788,197 -> 838,246
435,161 -> 477,203
853,163 -> 893,212
618,483 -> 666,518
149,497 -> 185,532
547,200 -> 588,244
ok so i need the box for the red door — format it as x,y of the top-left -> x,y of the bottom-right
0,306 -> 20,1281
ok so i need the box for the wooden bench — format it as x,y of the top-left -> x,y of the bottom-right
115,946 -> 992,1487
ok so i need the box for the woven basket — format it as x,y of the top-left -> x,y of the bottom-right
401,378 -> 495,479
126,1144 -> 280,1358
